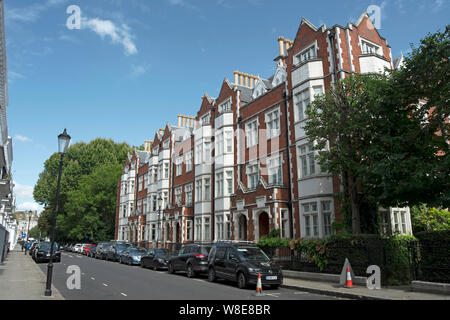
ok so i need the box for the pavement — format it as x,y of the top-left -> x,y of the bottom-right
281,277 -> 450,300
0,245 -> 64,300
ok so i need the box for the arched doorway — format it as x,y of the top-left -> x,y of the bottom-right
238,215 -> 248,241
258,212 -> 270,239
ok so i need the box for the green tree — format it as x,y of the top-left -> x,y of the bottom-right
305,28 -> 450,234
34,138 -> 132,242
28,225 -> 44,240
411,204 -> 450,233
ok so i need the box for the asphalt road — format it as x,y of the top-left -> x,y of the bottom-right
37,252 -> 341,300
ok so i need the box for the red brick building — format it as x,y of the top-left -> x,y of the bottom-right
115,12 -> 414,247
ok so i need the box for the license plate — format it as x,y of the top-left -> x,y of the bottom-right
266,276 -> 277,280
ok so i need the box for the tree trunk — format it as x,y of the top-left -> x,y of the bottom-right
347,173 -> 361,235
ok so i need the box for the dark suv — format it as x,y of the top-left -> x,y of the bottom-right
207,243 -> 282,289
95,242 -> 111,260
106,242 -> 131,262
167,244 -> 211,278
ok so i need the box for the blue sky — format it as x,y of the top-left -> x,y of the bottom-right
5,0 -> 449,213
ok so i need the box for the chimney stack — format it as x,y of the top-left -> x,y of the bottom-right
144,140 -> 152,152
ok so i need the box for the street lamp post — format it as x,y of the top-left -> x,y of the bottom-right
45,129 -> 71,297
156,196 -> 162,248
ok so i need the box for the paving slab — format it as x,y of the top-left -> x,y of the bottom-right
0,246 -> 64,300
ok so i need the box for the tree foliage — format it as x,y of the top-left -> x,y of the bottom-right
411,204 -> 450,233
34,138 -> 132,242
305,27 -> 450,234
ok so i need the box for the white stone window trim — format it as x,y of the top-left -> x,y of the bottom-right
245,118 -> 259,148
294,40 -> 318,65
265,106 -> 281,140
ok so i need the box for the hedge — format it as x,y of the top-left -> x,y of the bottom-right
257,233 -> 417,285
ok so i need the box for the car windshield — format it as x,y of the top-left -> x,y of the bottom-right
236,247 -> 270,262
129,248 -> 146,254
116,244 -> 130,250
155,249 -> 170,257
201,247 -> 211,255
39,243 -> 59,251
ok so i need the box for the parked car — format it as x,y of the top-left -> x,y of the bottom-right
82,244 -> 96,255
87,246 -> 97,258
119,247 -> 147,265
73,243 -> 83,254
167,244 -> 211,278
95,242 -> 111,260
141,248 -> 173,270
28,241 -> 39,256
33,242 -> 61,263
207,243 -> 283,289
106,242 -> 131,262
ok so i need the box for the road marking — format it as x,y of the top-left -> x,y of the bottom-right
294,292 -> 307,295
263,293 -> 280,297
120,293 -> 127,297
102,283 -> 108,287
82,273 -> 85,275
91,277 -> 95,280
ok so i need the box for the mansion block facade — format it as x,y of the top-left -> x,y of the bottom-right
114,12 -> 413,249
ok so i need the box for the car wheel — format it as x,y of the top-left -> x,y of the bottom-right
237,272 -> 247,289
128,259 -> 132,266
208,268 -> 216,282
140,261 -> 145,268
187,264 -> 195,278
168,262 -> 174,274
153,263 -> 157,271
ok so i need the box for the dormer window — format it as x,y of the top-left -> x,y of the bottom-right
219,98 -> 232,113
252,81 -> 266,99
361,39 -> 381,55
295,44 -> 316,64
152,147 -> 158,155
201,113 -> 210,125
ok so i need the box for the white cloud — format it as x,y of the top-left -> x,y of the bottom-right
129,63 -> 150,78
5,0 -> 69,23
167,0 -> 200,11
81,17 -> 138,56
13,182 -> 34,198
14,135 -> 32,142
16,202 -> 43,214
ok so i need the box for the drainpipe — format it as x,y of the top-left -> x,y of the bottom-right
328,32 -> 338,86
283,88 -> 295,239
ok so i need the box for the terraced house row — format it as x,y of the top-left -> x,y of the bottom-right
114,12 -> 413,249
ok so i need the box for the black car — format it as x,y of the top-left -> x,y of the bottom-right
119,247 -> 147,265
141,248 -> 172,270
106,242 -> 131,262
95,242 -> 111,260
207,243 -> 283,289
167,244 -> 211,278
33,242 -> 61,263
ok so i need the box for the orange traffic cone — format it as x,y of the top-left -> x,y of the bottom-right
344,267 -> 353,288
255,273 -> 263,295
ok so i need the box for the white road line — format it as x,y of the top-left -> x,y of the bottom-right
91,277 -> 95,280
102,283 -> 108,287
82,273 -> 85,275
294,292 -> 306,295
263,293 -> 280,297
120,293 -> 127,297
